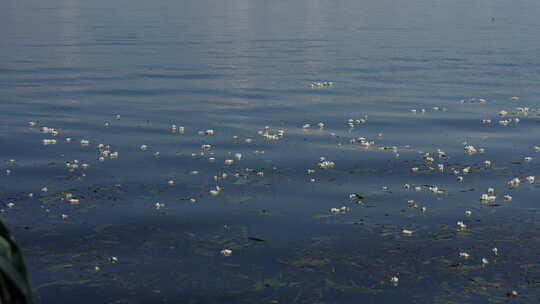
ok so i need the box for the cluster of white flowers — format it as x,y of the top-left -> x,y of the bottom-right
308,81 -> 333,88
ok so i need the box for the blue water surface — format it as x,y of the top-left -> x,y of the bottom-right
1,0 -> 540,303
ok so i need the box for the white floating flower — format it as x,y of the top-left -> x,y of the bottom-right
220,249 -> 232,257
80,139 -> 90,146
480,193 -> 496,202
110,256 -> 118,263
140,145 -> 148,151
459,252 -> 470,259
6,202 -> 15,208
481,258 -> 489,265
209,186 -> 222,196
464,145 -> 477,155
507,177 -> 521,188
234,153 -> 242,160
41,187 -> 49,193
524,156 -> 533,162
329,206 -> 349,214
224,159 -> 234,165
526,176 -> 535,183
318,160 -> 335,169
492,248 -> 499,256
390,276 -> 399,285
154,202 -> 165,209
457,221 -> 467,230
465,210 -> 472,216
499,119 -> 510,126
402,229 -> 414,236
484,160 -> 491,167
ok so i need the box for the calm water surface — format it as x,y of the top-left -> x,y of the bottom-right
2,0 -> 540,303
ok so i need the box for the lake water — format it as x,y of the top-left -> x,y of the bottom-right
2,0 -> 540,303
